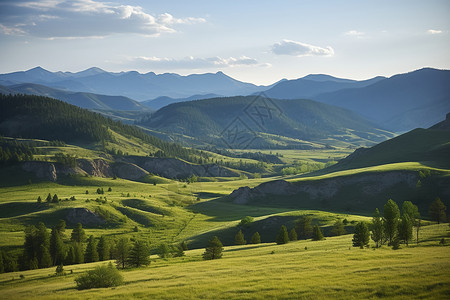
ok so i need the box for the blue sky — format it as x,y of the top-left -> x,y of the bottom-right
0,0 -> 449,84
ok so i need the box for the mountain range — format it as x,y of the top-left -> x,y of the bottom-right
1,67 -> 449,133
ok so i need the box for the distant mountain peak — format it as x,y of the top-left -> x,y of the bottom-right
302,74 -> 354,83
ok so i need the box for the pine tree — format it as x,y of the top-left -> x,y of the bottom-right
46,193 -> 52,203
72,242 -> 84,264
128,240 -> 150,268
97,236 -> 110,261
39,244 -> 52,268
115,238 -> 130,269
331,220 -> 346,236
383,199 -> 400,245
50,227 -> 65,266
158,243 -> 171,259
52,194 -> 59,203
289,228 -> 298,241
235,229 -> 246,245
85,235 -> 99,263
276,225 -> 289,244
429,197 -> 447,224
295,216 -> 313,239
312,225 -> 324,241
352,222 -> 370,248
371,208 -> 384,248
250,232 -> 261,244
203,236 -> 223,260
37,196 -> 42,203
71,223 -> 86,243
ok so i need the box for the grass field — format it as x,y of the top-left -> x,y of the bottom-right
0,224 -> 448,299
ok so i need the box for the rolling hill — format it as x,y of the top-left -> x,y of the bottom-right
138,95 -> 394,149
142,93 -> 221,110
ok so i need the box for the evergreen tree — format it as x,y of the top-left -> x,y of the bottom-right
97,236 -> 110,261
52,194 -> 59,203
46,193 -> 52,203
295,215 -> 313,239
72,242 -> 84,264
371,208 -> 384,248
235,229 -> 246,245
55,220 -> 66,237
23,225 -> 38,268
85,235 -> 99,263
312,225 -> 324,241
115,238 -> 130,269
35,222 -> 50,265
128,240 -> 150,268
429,197 -> 447,224
180,241 -> 188,251
289,228 -> 298,241
65,244 -> 75,265
276,225 -> 289,244
50,227 -> 66,266
353,222 -> 370,248
203,236 -> 223,260
331,219 -> 346,236
71,223 -> 86,243
250,232 -> 261,244
383,199 -> 400,245
39,244 -> 52,268
398,215 -> 413,246
37,196 -> 42,203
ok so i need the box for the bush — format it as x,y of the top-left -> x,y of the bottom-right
75,263 -> 123,290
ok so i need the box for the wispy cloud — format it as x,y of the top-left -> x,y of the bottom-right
426,29 -> 442,35
344,30 -> 365,38
0,0 -> 206,38
271,39 -> 334,57
129,55 -> 268,69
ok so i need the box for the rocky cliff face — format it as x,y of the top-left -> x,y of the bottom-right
66,208 -> 105,226
229,171 -> 420,205
21,161 -> 83,181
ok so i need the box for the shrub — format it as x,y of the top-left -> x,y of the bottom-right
75,263 -> 123,290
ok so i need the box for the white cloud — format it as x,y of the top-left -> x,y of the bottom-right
0,0 -> 206,38
427,29 -> 442,35
344,30 -> 365,37
271,39 -> 334,57
130,55 -> 266,69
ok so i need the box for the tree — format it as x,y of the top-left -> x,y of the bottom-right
383,199 -> 400,245
398,215 -> 413,246
276,225 -> 289,244
52,194 -> 59,203
114,238 -> 130,269
239,216 -> 254,227
158,243 -> 171,259
70,242 -> 84,264
46,193 -> 52,203
0,251 -> 4,273
85,235 -> 99,263
352,222 -> 370,248
312,225 -> 324,241
289,228 -> 298,241
37,196 -> 42,203
55,220 -> 66,236
250,232 -> 261,244
75,263 -> 123,290
39,244 -> 52,268
203,236 -> 223,260
235,229 -> 246,245
429,197 -> 447,224
97,236 -> 110,261
55,263 -> 64,276
128,240 -> 150,268
371,208 -> 384,248
295,216 -> 313,239
402,201 -> 421,244
180,241 -> 188,251
331,219 -> 346,236
50,227 -> 66,266
71,223 -> 86,243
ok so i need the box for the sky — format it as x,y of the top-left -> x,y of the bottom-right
0,0 -> 449,85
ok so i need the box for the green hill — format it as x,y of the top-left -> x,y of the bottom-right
139,96 -> 393,149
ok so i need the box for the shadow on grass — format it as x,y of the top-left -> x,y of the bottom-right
0,202 -> 50,218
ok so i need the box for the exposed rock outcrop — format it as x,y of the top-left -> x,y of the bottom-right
229,171 -> 419,205
21,161 -> 82,181
112,162 -> 148,180
66,208 -> 105,226
77,159 -> 113,177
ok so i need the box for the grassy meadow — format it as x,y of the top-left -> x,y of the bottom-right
0,224 -> 448,299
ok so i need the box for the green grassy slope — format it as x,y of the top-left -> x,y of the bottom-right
0,224 -> 448,299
